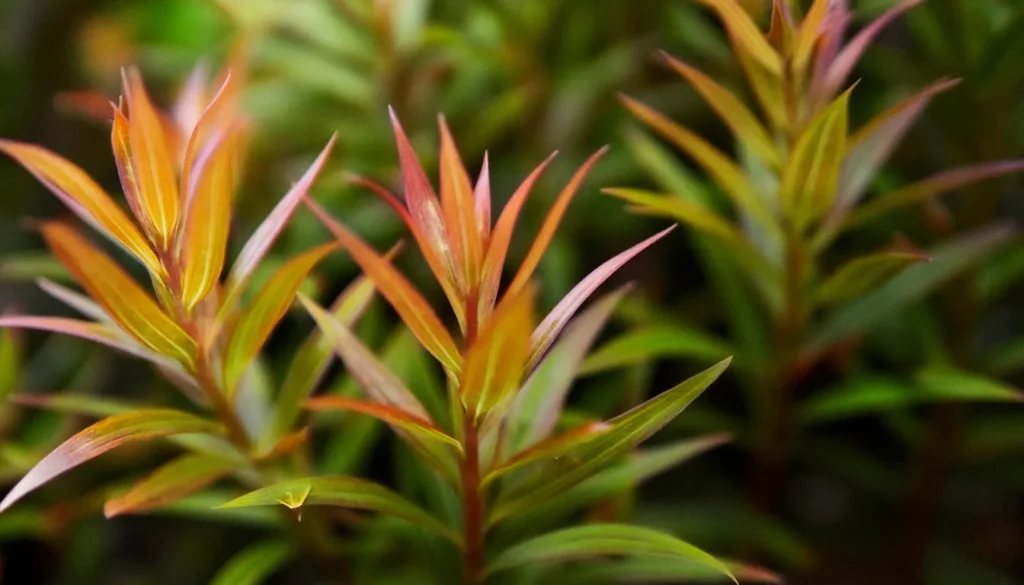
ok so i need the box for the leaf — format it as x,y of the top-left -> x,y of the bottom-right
915,366 -> 1023,403
793,0 -> 828,74
11,393 -> 139,418
267,263 -> 386,444
179,127 -> 236,311
122,70 -> 181,248
224,135 -> 336,300
620,96 -> 776,233
304,198 -> 461,374
461,285 -> 534,419
104,453 -> 239,517
694,0 -> 782,75
836,78 -> 960,213
508,286 -> 629,452
38,223 -> 195,365
581,324 -> 733,375
568,557 -> 780,584
486,524 -> 734,582
0,316 -> 176,368
0,140 -> 161,274
210,540 -> 293,585
781,88 -> 850,228
217,477 -> 460,543
438,116 -> 483,290
808,224 -> 1015,351
530,226 -> 674,370
798,376 -> 918,425
661,53 -> 778,167
506,147 -> 608,299
223,243 -> 337,395
817,250 -> 930,307
37,277 -> 112,323
842,160 -> 1024,229
0,409 -> 221,512
490,359 -> 730,523
307,396 -> 461,452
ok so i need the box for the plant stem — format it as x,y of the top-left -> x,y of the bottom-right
461,409 -> 485,585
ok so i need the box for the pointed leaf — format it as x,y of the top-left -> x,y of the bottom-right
581,324 -> 733,375
0,140 -> 161,273
104,453 -> 239,517
490,359 -> 730,523
122,70 -> 180,248
307,396 -> 461,452
843,161 -> 1024,230
530,227 -> 674,370
0,315 -> 177,368
304,198 -> 461,374
506,148 -> 608,299
817,250 -> 930,307
37,277 -> 112,323
217,476 -> 460,543
662,53 -> 778,167
0,409 -> 221,512
475,153 -> 491,241
486,524 -> 734,582
570,556 -> 780,584
461,286 -> 534,419
620,96 -> 776,232
225,135 -> 337,300
694,0 -> 782,75
915,366 -> 1023,403
439,117 -> 483,290
39,223 -> 196,366
210,540 -> 293,585
781,89 -> 850,227
223,243 -> 337,394
793,0 -> 829,74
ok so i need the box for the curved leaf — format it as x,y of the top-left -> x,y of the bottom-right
581,324 -> 733,375
569,556 -> 779,584
105,453 -> 239,517
817,250 -> 930,307
210,540 -> 293,585
307,396 -> 461,452
694,0 -> 782,75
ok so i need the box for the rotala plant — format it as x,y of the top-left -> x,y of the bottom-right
0,64 -> 742,581
611,0 -> 1024,520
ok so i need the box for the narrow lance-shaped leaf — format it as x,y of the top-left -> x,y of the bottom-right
661,53 -> 779,167
461,285 -> 534,420
581,324 -> 733,376
218,476 -> 461,544
505,147 -> 608,299
223,243 -> 337,395
438,116 -> 483,291
0,140 -> 161,274
817,249 -> 930,307
571,557 -> 780,584
694,0 -> 782,75
0,409 -> 222,512
0,316 -> 176,369
307,396 -> 461,452
486,524 -> 734,583
122,70 -> 180,248
792,0 -> 829,74
37,277 -> 112,324
224,134 -> 337,301
490,358 -> 730,523
105,453 -> 240,517
209,541 -> 293,585
180,71 -> 238,198
39,223 -> 196,367
304,198 -> 462,374
620,95 -> 777,234
529,226 -> 674,370
474,153 -> 491,242
915,366 -> 1023,403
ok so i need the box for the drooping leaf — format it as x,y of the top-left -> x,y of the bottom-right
304,198 -> 461,374
104,453 -> 240,517
217,476 -> 460,543
223,243 -> 337,395
530,227 -> 674,370
209,540 -> 293,585
694,0 -> 782,75
581,324 -> 733,375
0,140 -> 161,273
41,223 -> 195,365
486,524 -> 734,582
490,359 -> 730,523
37,277 -> 112,323
508,286 -> 629,452
662,53 -> 778,167
0,409 -> 222,512
817,250 -> 930,307
506,148 -> 608,299
781,88 -> 850,228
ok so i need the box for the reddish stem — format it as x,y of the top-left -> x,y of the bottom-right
461,409 -> 485,585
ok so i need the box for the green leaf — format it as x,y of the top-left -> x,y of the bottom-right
568,556 -> 780,584
915,366 -> 1022,403
799,376 -> 917,425
489,359 -> 730,524
581,324 -> 733,376
781,89 -> 850,228
104,453 -> 240,517
0,409 -> 222,512
808,224 -> 1015,351
981,338 -> 1024,376
486,524 -> 734,582
817,250 -> 930,307
210,540 -> 293,585
218,477 -> 460,544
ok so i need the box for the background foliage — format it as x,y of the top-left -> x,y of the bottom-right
0,0 -> 1022,583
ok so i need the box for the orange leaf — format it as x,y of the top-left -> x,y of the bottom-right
122,70 -> 181,248
793,0 -> 829,73
439,116 -> 484,294
104,453 -> 238,517
461,285 -> 535,420
305,198 -> 462,375
0,140 -> 161,275
307,396 -> 461,451
222,243 -> 338,395
181,72 -> 239,204
506,148 -> 607,300
39,222 -> 196,367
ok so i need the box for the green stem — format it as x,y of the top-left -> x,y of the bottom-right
461,409 -> 485,585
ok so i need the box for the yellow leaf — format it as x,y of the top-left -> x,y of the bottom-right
793,0 -> 829,74
696,0 -> 782,75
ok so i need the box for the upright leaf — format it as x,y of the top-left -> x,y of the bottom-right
792,0 -> 829,74
694,0 -> 782,75
438,117 -> 482,289
210,541 -> 293,585
0,409 -> 221,512
104,453 -> 239,517
781,89 -> 850,227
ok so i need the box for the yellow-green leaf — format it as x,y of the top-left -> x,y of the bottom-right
817,250 -> 929,307
781,89 -> 850,229
695,0 -> 782,75
104,453 -> 239,517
